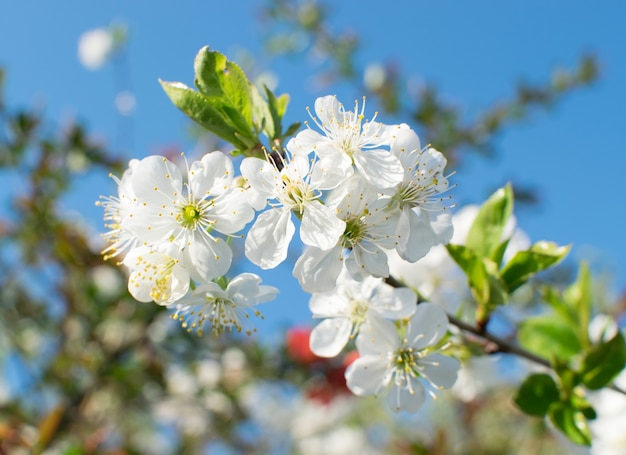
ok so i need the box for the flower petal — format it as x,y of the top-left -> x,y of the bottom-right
185,233 -> 232,282
245,208 -> 295,269
397,207 -> 438,263
406,302 -> 449,350
314,95 -> 343,125
309,318 -> 352,358
129,155 -> 183,203
226,273 -> 279,307
189,151 -> 233,197
309,291 -> 349,318
356,315 -> 400,355
209,188 -> 255,234
353,148 -> 403,189
349,242 -> 389,279
370,285 -> 417,320
419,353 -> 461,390
240,157 -> 280,201
390,127 -> 422,163
288,129 -> 336,157
345,355 -> 389,396
293,246 -> 343,293
300,200 -> 345,250
309,154 -> 353,190
387,379 -> 426,413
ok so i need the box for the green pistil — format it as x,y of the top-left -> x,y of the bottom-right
394,347 -> 417,374
350,299 -> 369,328
394,182 -> 420,208
283,175 -> 315,211
214,275 -> 229,291
342,217 -> 364,248
180,203 -> 201,229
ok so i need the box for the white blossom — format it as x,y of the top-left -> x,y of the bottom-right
309,267 -> 417,357
241,152 -> 345,269
288,95 -> 404,189
171,273 -> 278,336
123,245 -> 190,305
97,158 -> 141,261
120,152 -> 254,283
293,175 -> 400,293
345,303 -> 460,412
387,127 -> 454,262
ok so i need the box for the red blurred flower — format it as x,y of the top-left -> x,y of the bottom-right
286,326 -> 321,365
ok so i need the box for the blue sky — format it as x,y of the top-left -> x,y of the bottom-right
1,1 -> 625,333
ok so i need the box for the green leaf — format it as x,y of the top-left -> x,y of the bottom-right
548,402 -> 592,446
193,46 -> 253,126
446,244 -> 507,320
159,80 -> 244,148
446,244 -> 489,305
250,85 -> 273,137
284,121 -> 302,138
514,373 -> 560,416
564,263 -> 592,347
519,314 -> 583,361
571,394 -> 597,420
491,238 -> 510,267
466,183 -> 514,260
265,86 -> 285,140
500,241 -> 570,292
581,331 -> 626,390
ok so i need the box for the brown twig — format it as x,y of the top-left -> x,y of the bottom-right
385,275 -> 626,396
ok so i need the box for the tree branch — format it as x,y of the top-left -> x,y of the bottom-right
385,275 -> 626,396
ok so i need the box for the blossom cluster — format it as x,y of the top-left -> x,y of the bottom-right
99,95 -> 460,411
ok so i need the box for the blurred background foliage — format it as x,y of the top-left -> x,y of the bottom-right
0,1 -> 620,454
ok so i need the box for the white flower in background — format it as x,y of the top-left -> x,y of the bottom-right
241,152 -> 346,269
298,426 -> 376,455
123,245 -> 190,305
345,303 -> 460,412
309,267 -> 416,357
293,176 -> 400,293
388,204 -> 530,313
115,90 -> 136,116
122,152 -> 254,282
586,316 -> 626,454
451,355 -> 511,402
589,359 -> 626,455
171,273 -> 278,336
387,127 -> 454,262
449,204 -> 531,261
90,265 -> 123,298
78,27 -> 114,70
591,390 -> 626,454
241,381 -> 371,455
387,245 -> 466,314
288,95 -> 404,189
363,63 -> 387,92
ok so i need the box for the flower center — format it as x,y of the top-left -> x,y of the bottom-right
390,347 -> 421,392
341,216 -> 365,248
350,299 -> 368,322
282,175 -> 315,212
348,298 -> 369,336
394,347 -> 416,370
180,203 -> 201,228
